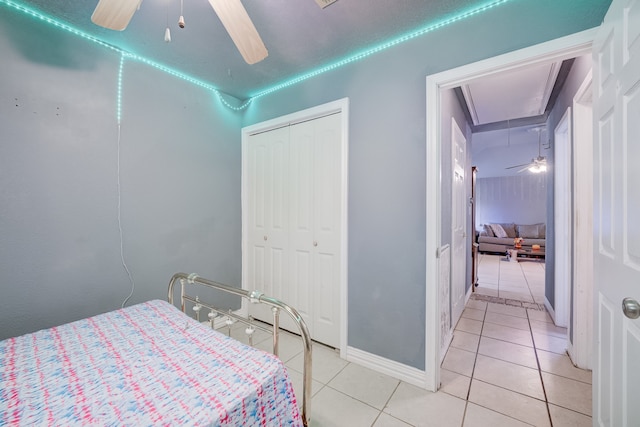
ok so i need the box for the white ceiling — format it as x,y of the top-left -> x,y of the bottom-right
461,61 -> 561,126
7,0 -> 611,100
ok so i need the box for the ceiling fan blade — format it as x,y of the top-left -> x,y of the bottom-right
91,0 -> 142,31
208,0 -> 268,65
505,162 -> 531,170
314,0 -> 339,8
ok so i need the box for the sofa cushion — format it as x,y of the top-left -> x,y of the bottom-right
518,224 -> 541,238
537,223 -> 546,238
490,223 -> 509,238
500,223 -> 517,238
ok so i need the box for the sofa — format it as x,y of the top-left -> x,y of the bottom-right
477,222 -> 546,253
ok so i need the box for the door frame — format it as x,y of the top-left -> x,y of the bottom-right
570,70 -> 594,369
240,97 -> 350,358
425,29 -> 597,391
553,108 -> 572,328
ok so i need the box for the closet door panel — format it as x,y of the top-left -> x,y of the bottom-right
316,252 -> 336,324
310,113 -> 342,347
314,115 -> 341,249
289,123 -> 315,329
292,249 -> 312,320
247,127 -> 289,323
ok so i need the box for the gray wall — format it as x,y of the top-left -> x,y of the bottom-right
0,9 -> 242,340
242,2 -> 607,369
476,175 -> 547,227
544,54 -> 593,310
1,0 -> 609,371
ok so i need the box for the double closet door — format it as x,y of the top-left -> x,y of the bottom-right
245,112 -> 342,348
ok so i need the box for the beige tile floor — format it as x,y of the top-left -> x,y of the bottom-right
475,253 -> 546,303
220,259 -> 592,426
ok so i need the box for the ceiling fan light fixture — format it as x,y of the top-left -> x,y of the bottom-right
178,0 -> 185,28
529,163 -> 547,173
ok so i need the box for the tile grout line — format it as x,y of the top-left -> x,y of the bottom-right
461,302 -> 549,426
458,303 -> 488,427
526,309 -> 555,427
519,260 -> 537,304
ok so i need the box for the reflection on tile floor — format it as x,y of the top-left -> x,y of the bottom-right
222,295 -> 593,426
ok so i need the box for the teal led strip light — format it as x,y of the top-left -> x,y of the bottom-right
0,0 -> 249,111
121,53 -> 253,111
0,0 -> 120,53
250,0 -> 512,100
117,54 -> 124,124
2,0 -> 511,110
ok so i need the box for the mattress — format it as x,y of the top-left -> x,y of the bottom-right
0,299 -> 302,426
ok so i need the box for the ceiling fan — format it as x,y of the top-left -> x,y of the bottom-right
91,0 -> 268,65
505,126 -> 548,174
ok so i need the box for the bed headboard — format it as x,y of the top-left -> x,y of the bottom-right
168,272 -> 313,426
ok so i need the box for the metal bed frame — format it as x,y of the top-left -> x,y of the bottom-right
168,273 -> 313,426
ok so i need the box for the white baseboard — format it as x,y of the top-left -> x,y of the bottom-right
346,346 -> 427,389
544,297 -> 556,324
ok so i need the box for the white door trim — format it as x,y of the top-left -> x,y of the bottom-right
241,97 -> 350,358
570,70 -> 594,369
425,28 -> 597,391
554,107 -> 572,328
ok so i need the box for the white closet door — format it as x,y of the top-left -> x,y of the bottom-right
245,112 -> 342,349
289,113 -> 342,348
246,126 -> 289,323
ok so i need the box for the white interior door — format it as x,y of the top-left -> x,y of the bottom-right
593,0 -> 640,425
246,126 -> 290,316
290,113 -> 342,347
451,118 -> 467,326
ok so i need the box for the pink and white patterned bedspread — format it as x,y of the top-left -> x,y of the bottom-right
0,300 -> 302,426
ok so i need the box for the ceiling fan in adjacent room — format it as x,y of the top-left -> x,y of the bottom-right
91,0 -> 269,64
505,126 -> 548,174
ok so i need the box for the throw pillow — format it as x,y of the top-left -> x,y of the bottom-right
482,224 -> 495,237
490,223 -> 508,238
517,224 -> 540,239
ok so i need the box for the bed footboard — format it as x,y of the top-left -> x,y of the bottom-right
168,272 -> 312,426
